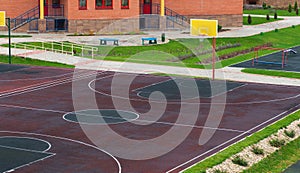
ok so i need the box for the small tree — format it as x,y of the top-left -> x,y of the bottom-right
248,14 -> 252,24
266,14 -> 270,20
274,11 -> 278,19
297,8 -> 299,15
294,1 -> 298,11
288,3 -> 293,13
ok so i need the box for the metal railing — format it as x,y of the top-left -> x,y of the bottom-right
140,3 -> 188,26
12,41 -> 98,59
11,6 -> 39,30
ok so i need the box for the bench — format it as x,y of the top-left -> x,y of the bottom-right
141,37 -> 157,45
99,38 -> 119,46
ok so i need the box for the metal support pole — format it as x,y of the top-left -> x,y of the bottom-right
6,18 -> 12,64
212,37 -> 216,80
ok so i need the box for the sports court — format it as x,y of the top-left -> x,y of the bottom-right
231,46 -> 300,72
0,64 -> 299,172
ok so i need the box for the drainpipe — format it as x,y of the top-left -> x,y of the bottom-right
160,0 -> 165,16
40,0 -> 44,19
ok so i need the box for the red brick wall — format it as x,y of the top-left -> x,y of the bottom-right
152,0 -> 243,16
66,0 -> 140,19
0,0 -> 38,18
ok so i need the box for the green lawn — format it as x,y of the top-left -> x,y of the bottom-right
243,16 -> 283,25
0,55 -> 74,68
242,68 -> 300,79
184,110 -> 300,173
244,136 -> 300,173
4,25 -> 300,71
244,9 -> 299,16
0,34 -> 32,38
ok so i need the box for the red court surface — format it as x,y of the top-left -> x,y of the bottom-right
0,64 -> 299,173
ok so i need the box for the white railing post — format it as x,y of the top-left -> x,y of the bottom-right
72,44 -> 74,55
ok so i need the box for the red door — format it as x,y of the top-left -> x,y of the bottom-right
143,0 -> 152,14
44,0 -> 48,16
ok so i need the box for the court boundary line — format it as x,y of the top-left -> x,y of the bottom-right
90,76 -> 300,105
167,105 -> 300,173
0,102 -> 246,133
62,109 -> 140,125
3,153 -> 55,173
0,130 -> 121,173
0,136 -> 52,152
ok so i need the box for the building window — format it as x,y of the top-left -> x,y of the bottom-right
96,0 -> 113,9
79,0 -> 87,10
121,0 -> 129,9
53,0 -> 60,8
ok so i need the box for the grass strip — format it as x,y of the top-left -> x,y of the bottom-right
184,110 -> 300,173
242,68 -> 300,79
243,16 -> 283,25
0,55 -> 74,68
244,136 -> 300,173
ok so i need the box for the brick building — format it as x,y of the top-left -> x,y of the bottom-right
0,0 -> 243,33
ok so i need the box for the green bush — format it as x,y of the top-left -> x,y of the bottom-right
274,11 -> 278,19
294,1 -> 298,11
269,138 -> 285,148
161,33 -> 165,42
284,130 -> 296,138
218,25 -> 223,32
232,156 -> 248,167
213,169 -> 227,173
275,28 -> 279,32
289,3 -> 293,13
251,146 -> 264,155
248,15 -> 252,24
266,14 -> 270,20
262,2 -> 267,9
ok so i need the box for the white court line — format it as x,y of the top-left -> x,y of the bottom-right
0,70 -> 91,95
0,70 -> 102,99
167,106 -> 300,173
0,70 -> 75,82
0,136 -> 52,152
89,77 -> 300,105
3,153 -> 55,173
62,109 -> 140,125
0,130 -> 121,173
0,102 -> 245,133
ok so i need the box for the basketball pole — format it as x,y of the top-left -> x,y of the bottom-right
6,17 -> 11,64
212,37 -> 216,80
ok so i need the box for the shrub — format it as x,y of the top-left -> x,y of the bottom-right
262,2 -> 267,9
260,32 -> 264,35
248,15 -> 252,24
251,146 -> 264,155
292,25 -> 296,28
289,3 -> 293,13
296,8 -> 299,15
213,169 -> 227,173
269,138 -> 285,148
294,1 -> 298,11
218,25 -> 223,32
284,130 -> 296,138
268,5 -> 271,8
275,28 -> 279,32
161,33 -> 165,42
232,155 -> 248,167
274,11 -> 278,19
266,14 -> 270,20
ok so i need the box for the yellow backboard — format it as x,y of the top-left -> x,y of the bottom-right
190,19 -> 218,37
0,11 -> 5,27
